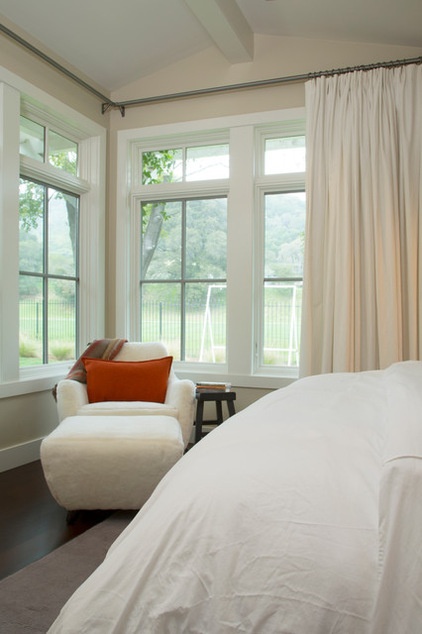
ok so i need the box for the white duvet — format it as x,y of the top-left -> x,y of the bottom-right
49,362 -> 422,633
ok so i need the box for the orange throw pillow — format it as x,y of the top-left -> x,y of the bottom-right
82,356 -> 173,403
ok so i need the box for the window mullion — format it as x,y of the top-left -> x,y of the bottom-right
0,83 -> 20,382
180,200 -> 187,361
226,125 -> 255,376
43,185 -> 49,364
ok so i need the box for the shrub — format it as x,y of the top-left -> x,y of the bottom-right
50,343 -> 74,361
19,337 -> 39,358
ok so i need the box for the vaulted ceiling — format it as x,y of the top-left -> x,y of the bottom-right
0,0 -> 421,92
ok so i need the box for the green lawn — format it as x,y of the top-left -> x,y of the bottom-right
19,298 -> 301,367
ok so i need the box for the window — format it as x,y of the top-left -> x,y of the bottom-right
19,178 -> 79,366
140,196 -> 227,361
20,116 -> 78,175
139,144 -> 229,184
264,135 -> 306,174
0,77 -> 106,391
18,116 -> 81,367
138,144 -> 228,361
116,108 -> 305,387
261,191 -> 305,367
257,133 -> 306,369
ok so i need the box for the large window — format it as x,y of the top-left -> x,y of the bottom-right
135,142 -> 229,362
18,115 -> 82,367
116,109 -> 305,386
0,78 -> 106,391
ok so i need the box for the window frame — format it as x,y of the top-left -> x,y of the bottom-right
128,133 -> 231,352
116,108 -> 305,389
18,176 -> 81,367
139,193 -> 228,362
254,183 -> 306,375
253,123 -> 306,376
0,75 -> 106,397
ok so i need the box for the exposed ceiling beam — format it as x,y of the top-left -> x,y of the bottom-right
183,0 -> 253,63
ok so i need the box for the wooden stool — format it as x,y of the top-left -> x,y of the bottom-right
194,390 -> 236,443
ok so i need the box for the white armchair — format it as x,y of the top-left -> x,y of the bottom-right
41,342 -> 196,513
55,341 -> 195,447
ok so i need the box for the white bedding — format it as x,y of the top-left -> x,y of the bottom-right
49,361 -> 422,633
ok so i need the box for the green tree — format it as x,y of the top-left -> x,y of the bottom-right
141,150 -> 178,275
19,180 -> 44,233
20,141 -> 79,266
47,148 -> 78,264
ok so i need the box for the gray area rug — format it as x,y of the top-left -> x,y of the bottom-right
0,511 -> 135,633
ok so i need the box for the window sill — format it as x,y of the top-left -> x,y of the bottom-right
0,363 -> 71,398
1,362 -> 299,399
175,367 -> 298,391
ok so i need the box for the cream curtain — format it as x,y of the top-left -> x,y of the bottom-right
300,64 -> 422,377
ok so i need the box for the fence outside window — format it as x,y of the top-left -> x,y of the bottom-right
20,288 -> 302,366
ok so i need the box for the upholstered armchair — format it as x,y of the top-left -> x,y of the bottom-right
42,342 -> 196,513
55,341 -> 195,447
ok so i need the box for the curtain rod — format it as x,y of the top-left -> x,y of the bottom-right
0,22 -> 115,108
110,55 -> 422,115
1,22 -> 420,118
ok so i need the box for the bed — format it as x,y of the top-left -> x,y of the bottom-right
48,361 -> 422,633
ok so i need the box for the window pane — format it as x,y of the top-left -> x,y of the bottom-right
185,283 -> 226,362
48,188 -> 79,276
141,200 -> 182,280
48,130 -> 78,175
185,198 -> 227,279
141,283 -> 181,360
19,179 -> 44,274
19,178 -> 79,366
264,192 -> 306,278
48,279 -> 77,363
263,192 -> 305,368
19,276 -> 43,366
140,196 -> 227,363
19,116 -> 44,162
186,144 -> 229,181
265,136 -> 306,174
142,149 -> 183,184
263,282 -> 302,367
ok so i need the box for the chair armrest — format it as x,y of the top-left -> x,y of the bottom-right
56,379 -> 89,422
165,378 -> 196,447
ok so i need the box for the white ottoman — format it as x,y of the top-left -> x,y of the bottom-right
40,415 -> 184,511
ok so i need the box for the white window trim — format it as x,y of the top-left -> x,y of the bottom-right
253,122 -> 306,378
20,155 -> 90,195
253,183 -> 306,379
115,108 -> 305,389
0,68 -> 106,397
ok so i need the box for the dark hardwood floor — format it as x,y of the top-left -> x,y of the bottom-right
0,460 -> 112,581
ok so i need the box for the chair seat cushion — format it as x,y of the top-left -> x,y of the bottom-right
45,414 -> 182,442
40,415 -> 184,510
77,401 -> 178,417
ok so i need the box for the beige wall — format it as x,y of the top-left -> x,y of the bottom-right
0,390 -> 58,471
1,32 -> 421,471
0,30 -> 108,471
110,35 -> 422,129
0,17 -> 108,125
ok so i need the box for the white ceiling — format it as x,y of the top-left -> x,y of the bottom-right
0,0 -> 421,92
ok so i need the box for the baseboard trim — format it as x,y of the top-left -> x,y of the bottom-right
0,438 -> 43,473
